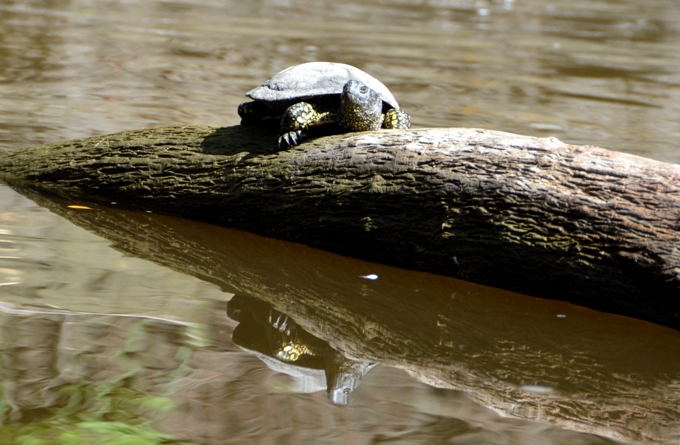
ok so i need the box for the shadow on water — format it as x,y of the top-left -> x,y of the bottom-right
7,189 -> 678,444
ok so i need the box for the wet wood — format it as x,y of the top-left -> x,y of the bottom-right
1,124 -> 679,327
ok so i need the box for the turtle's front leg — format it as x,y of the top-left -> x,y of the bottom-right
278,102 -> 320,149
382,108 -> 411,130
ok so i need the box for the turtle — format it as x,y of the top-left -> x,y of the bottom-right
238,62 -> 411,149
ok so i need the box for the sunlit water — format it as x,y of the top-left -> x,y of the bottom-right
1,0 -> 679,444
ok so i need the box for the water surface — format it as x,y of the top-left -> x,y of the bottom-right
1,1 -> 679,444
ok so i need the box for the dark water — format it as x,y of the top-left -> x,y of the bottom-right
1,1 -> 679,444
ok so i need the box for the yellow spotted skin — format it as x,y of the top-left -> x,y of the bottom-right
243,82 -> 412,149
278,102 -> 335,149
280,103 -> 309,131
275,341 -> 315,362
280,102 -> 320,131
384,108 -> 411,129
238,64 -> 412,150
278,103 -> 410,149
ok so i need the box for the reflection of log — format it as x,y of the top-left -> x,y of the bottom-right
1,125 -> 679,327
15,194 -> 680,445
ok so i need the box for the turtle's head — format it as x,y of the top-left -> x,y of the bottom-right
339,80 -> 384,132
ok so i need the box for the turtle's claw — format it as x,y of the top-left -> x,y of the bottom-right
269,312 -> 291,334
278,129 -> 306,149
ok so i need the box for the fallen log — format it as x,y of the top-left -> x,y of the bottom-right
1,125 -> 679,328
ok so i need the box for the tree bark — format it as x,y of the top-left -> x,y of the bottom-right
1,124 -> 679,328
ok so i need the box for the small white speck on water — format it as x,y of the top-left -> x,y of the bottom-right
530,122 -> 564,132
520,384 -> 554,394
556,313 -> 567,319
360,274 -> 379,281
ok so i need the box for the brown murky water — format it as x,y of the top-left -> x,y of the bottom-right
1,1 -> 679,444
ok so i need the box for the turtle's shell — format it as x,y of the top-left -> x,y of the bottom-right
246,62 -> 400,110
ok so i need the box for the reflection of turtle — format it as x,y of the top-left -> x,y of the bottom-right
266,310 -> 324,366
227,295 -> 375,405
238,62 -> 411,149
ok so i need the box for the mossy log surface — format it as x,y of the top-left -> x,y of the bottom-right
1,124 -> 679,327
